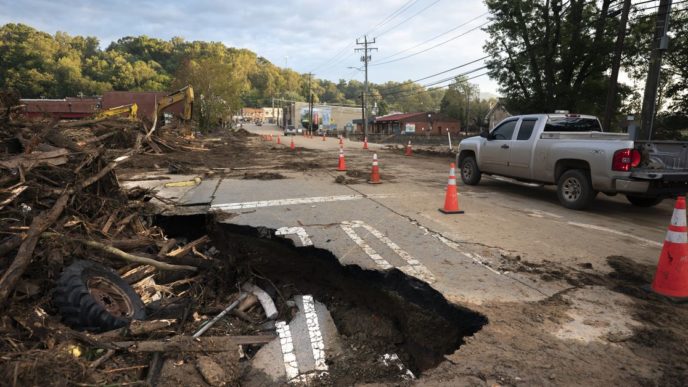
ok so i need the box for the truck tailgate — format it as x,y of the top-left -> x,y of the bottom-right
634,141 -> 688,178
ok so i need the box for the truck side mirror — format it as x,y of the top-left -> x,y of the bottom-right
480,131 -> 490,139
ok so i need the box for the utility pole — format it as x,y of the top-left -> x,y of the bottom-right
355,35 -> 377,138
603,0 -> 632,132
307,73 -> 313,134
466,88 -> 471,134
639,0 -> 673,140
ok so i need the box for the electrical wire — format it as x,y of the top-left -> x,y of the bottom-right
310,0 -> 420,73
375,0 -> 443,38
374,11 -> 489,62
371,20 -> 492,66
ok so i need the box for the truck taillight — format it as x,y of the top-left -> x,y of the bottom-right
612,149 -> 641,171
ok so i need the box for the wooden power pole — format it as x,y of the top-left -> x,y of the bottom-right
639,0 -> 673,140
355,36 -> 377,138
603,0 -> 632,132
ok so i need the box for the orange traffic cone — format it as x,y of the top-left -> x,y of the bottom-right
322,134 -> 326,141
337,147 -> 347,171
439,163 -> 464,214
290,138 -> 295,150
405,141 -> 413,156
368,153 -> 381,184
339,136 -> 343,145
277,135 -> 281,145
363,137 -> 369,150
651,196 -> 688,298
269,134 -> 273,141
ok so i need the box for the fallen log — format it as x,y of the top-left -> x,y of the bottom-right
111,335 -> 276,352
38,232 -> 196,271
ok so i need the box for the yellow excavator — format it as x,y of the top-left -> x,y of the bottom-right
155,85 -> 194,124
94,103 -> 138,120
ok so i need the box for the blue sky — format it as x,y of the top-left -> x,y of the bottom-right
0,0 -> 500,95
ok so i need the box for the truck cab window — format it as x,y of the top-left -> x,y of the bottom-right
545,117 -> 602,132
516,119 -> 537,140
491,120 -> 517,140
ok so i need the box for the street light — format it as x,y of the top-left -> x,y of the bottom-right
427,113 -> 433,136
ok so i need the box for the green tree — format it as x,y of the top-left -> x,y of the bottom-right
483,0 -> 622,115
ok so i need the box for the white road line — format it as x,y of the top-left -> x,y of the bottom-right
210,194 -> 390,211
275,227 -> 313,246
567,221 -> 662,247
302,295 -> 328,373
526,209 -> 563,219
353,221 -> 436,283
275,321 -> 300,381
342,221 -> 436,283
341,222 -> 394,270
431,233 -> 502,275
410,218 -> 502,276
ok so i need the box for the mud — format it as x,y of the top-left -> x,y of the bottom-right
421,253 -> 688,386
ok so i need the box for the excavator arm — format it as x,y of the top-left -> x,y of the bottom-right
94,103 -> 138,120
156,85 -> 194,122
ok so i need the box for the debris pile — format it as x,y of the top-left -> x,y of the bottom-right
0,117 -> 256,385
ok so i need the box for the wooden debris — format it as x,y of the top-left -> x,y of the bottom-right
0,192 -> 69,306
111,335 -> 276,352
157,238 -> 177,257
128,319 -> 176,336
0,185 -> 27,210
0,149 -> 69,170
167,235 -> 209,257
41,233 -> 197,272
196,356 -> 227,386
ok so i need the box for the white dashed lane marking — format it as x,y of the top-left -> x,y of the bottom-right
341,221 -> 436,283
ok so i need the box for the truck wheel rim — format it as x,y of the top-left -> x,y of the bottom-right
87,276 -> 135,318
462,163 -> 472,180
562,177 -> 582,202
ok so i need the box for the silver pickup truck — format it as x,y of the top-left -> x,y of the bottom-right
457,113 -> 688,209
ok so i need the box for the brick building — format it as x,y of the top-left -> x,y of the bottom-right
372,112 -> 460,135
21,98 -> 100,119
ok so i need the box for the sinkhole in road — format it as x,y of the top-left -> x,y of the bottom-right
156,215 -> 487,383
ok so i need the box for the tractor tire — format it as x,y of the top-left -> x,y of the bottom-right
53,260 -> 145,332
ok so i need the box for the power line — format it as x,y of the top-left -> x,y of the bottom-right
375,0 -> 443,38
375,65 -> 488,97
374,55 -> 490,92
310,0 -> 420,73
365,0 -> 420,36
371,20 -> 492,66
375,12 -> 489,62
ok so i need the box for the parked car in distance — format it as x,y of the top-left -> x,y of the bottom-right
284,125 -> 303,136
457,113 -> 688,210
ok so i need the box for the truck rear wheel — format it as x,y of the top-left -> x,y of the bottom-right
626,195 -> 663,207
460,156 -> 481,185
557,169 -> 595,210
